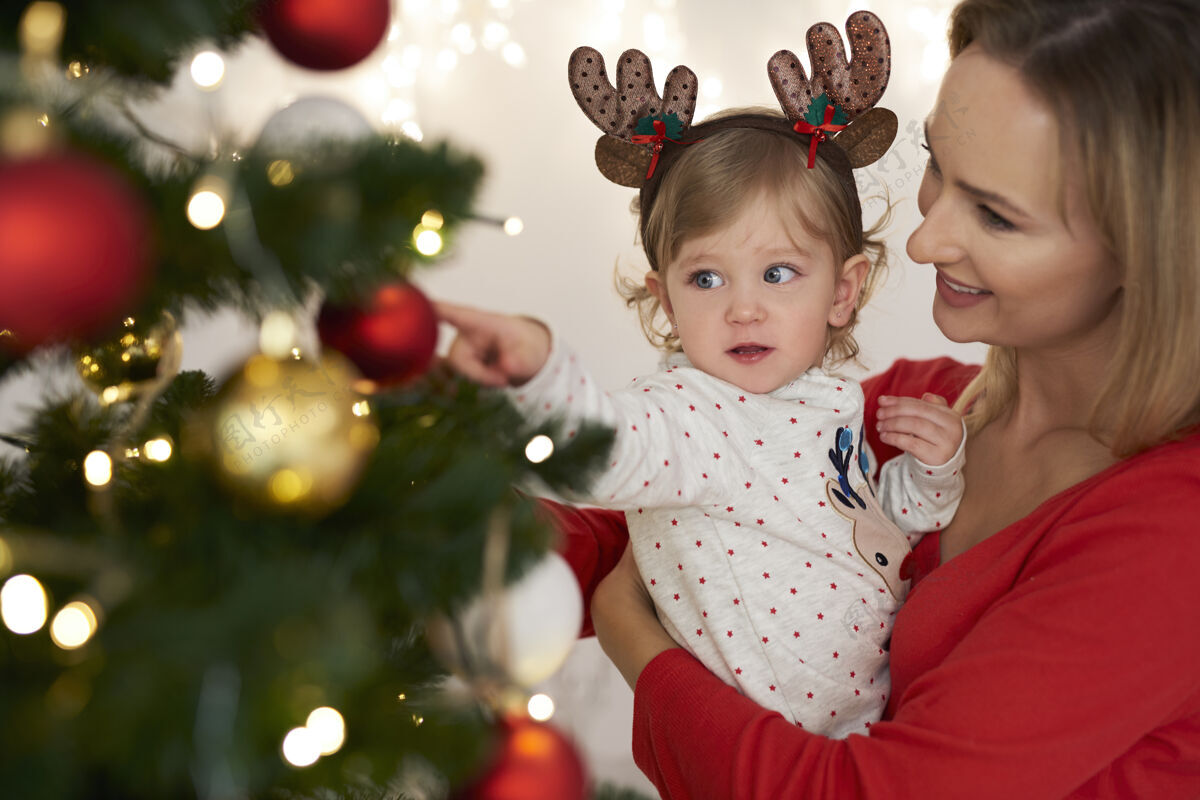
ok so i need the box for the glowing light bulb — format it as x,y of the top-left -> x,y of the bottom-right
527,693 -> 555,721
501,42 -> 526,67
701,76 -> 724,99
306,707 -> 346,755
1,574 -> 48,634
351,400 -> 372,418
414,228 -> 443,256
482,22 -> 509,49
525,434 -> 554,464
503,216 -> 524,236
19,2 -> 65,56
259,310 -> 298,358
401,121 -> 424,142
83,450 -> 113,487
282,726 -> 320,767
50,600 -> 99,649
187,189 -> 226,230
143,437 -> 173,463
267,159 -> 294,187
190,51 -> 225,89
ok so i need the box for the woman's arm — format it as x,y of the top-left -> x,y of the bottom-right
621,447 -> 1200,799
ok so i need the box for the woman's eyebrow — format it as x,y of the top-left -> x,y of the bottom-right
924,119 -> 1032,221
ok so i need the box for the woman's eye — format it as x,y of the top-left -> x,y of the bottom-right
978,204 -> 1016,231
689,270 -> 724,289
921,142 -> 942,177
764,265 -> 799,284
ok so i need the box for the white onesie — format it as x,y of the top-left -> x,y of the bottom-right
510,337 -> 964,736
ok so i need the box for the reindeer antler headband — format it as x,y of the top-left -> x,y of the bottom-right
568,11 -> 897,263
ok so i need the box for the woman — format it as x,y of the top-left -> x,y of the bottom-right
557,0 -> 1200,796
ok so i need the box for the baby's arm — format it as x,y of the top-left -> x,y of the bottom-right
873,393 -> 966,537
437,301 -> 744,509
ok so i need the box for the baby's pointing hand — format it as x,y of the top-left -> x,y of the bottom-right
434,301 -> 552,388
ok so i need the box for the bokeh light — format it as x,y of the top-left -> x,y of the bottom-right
190,51 -> 225,89
1,574 -> 48,634
306,707 -> 346,755
50,599 -> 99,649
527,692 -> 555,721
83,450 -> 113,487
524,434 -> 554,464
281,726 -> 320,767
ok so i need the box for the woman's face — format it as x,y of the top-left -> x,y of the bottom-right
906,46 -> 1123,355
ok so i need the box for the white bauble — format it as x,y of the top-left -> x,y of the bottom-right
256,96 -> 373,157
427,552 -> 583,688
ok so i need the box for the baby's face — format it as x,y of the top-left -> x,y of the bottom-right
649,196 -> 848,394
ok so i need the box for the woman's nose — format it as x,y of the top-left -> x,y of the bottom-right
906,179 -> 965,267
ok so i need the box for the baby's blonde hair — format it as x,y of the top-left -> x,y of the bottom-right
618,111 -> 888,368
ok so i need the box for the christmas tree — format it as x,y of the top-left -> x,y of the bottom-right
0,1 -> 616,797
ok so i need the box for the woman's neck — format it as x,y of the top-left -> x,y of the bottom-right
1004,323 -> 1118,443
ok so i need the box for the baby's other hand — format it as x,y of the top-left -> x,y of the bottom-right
875,393 -> 964,467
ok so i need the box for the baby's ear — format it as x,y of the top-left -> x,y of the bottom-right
829,255 -> 869,327
644,270 -> 674,318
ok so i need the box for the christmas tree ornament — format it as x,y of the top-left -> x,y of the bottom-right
453,715 -> 588,800
256,95 -> 373,158
317,281 -> 440,388
0,152 -> 152,355
257,0 -> 390,71
426,552 -> 583,688
76,312 -> 183,405
203,350 -> 379,516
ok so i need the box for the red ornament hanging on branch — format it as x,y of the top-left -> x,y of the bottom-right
317,281 -> 439,386
0,153 -> 152,355
453,715 -> 589,800
257,0 -> 391,71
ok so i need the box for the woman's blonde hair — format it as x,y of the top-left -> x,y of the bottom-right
947,0 -> 1200,456
618,111 -> 888,368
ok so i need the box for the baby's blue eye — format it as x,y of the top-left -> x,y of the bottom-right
764,265 -> 799,284
690,270 -> 724,289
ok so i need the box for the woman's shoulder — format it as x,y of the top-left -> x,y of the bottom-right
862,357 -> 981,406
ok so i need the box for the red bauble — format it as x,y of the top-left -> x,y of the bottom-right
317,282 -> 439,385
454,716 -> 588,800
257,0 -> 390,71
0,153 -> 152,355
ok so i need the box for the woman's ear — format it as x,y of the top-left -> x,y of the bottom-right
644,270 -> 675,324
828,255 -> 869,327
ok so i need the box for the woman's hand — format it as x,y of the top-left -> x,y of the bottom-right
434,301 -> 552,387
592,544 -> 679,690
876,392 -> 965,467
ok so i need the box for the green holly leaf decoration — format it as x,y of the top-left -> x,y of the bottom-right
635,111 -> 685,139
804,93 -> 849,127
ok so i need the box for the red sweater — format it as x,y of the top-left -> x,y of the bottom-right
553,358 -> 1200,799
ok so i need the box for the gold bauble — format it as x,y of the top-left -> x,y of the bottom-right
206,351 -> 379,516
77,312 -> 183,405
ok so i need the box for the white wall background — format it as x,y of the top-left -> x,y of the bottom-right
0,0 -> 986,792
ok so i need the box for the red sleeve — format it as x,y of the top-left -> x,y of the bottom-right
539,499 -> 628,637
628,368 -> 1200,798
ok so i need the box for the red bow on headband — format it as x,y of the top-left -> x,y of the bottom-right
630,118 -> 687,180
792,103 -> 847,169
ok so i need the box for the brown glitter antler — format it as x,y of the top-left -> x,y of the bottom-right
569,47 -> 698,187
768,11 -> 897,168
